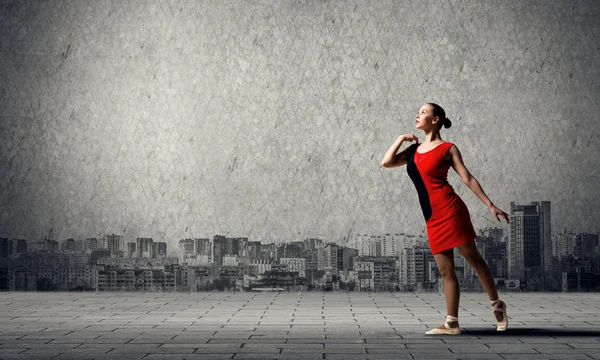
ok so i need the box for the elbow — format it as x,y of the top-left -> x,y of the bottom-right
463,176 -> 475,185
381,161 -> 390,168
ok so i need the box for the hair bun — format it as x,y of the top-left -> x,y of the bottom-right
444,117 -> 452,129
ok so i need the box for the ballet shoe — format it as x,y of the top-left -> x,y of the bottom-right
425,315 -> 461,335
491,299 -> 508,331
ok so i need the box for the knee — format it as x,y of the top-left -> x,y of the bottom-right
439,267 -> 458,280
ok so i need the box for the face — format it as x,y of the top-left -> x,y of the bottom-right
415,104 -> 438,129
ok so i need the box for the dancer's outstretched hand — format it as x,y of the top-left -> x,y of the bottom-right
490,205 -> 510,223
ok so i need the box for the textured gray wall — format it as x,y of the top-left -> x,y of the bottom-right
1,0 -> 599,246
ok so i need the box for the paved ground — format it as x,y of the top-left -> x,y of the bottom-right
1,291 -> 600,360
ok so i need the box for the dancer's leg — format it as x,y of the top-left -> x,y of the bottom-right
457,240 -> 497,298
457,240 -> 504,322
433,248 -> 459,328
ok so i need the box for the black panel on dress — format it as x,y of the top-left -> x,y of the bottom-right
406,143 -> 432,222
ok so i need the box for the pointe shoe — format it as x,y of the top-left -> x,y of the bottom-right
425,315 -> 461,335
491,299 -> 508,331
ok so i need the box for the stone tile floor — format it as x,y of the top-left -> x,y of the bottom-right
1,291 -> 600,359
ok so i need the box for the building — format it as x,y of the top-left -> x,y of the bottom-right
152,242 -> 167,258
247,241 -> 261,261
86,238 -> 98,252
178,239 -> 195,258
280,257 -> 306,277
14,239 -> 27,254
28,240 -> 48,252
400,246 -> 435,290
258,243 -> 276,261
575,233 -> 599,259
212,236 -> 248,265
136,238 -> 153,258
61,238 -> 76,252
336,247 -> 358,272
6,253 -> 96,290
303,238 -> 324,251
508,201 -> 551,280
279,243 -> 303,258
552,229 -> 577,258
194,238 -> 210,256
535,201 -> 552,273
104,234 -> 125,256
223,255 -> 239,266
127,242 -> 136,258
96,265 -> 176,291
476,236 -> 508,278
0,238 -> 8,258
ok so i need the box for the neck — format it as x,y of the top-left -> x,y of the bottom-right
423,129 -> 443,143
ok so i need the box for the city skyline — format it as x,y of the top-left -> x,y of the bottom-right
3,195 -> 600,293
2,198 -> 598,250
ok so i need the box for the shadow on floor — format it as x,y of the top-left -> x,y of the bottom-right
462,328 -> 600,336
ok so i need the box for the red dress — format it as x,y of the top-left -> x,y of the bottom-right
406,141 -> 476,254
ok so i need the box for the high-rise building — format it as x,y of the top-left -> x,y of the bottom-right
476,236 -> 508,278
75,239 -> 86,253
318,244 -> 339,272
47,240 -> 59,252
533,201 -> 552,273
239,237 -> 248,257
247,241 -> 261,261
303,238 -> 324,251
127,242 -> 136,258
281,243 -> 302,258
370,238 -> 382,257
552,229 -> 576,258
14,239 -> 27,254
336,247 -> 357,272
508,201 -> 551,279
97,237 -> 108,250
353,234 -> 370,256
194,238 -> 210,256
400,246 -> 434,287
104,234 -> 125,256
29,239 -> 47,252
259,243 -> 275,261
354,233 -> 425,258
575,233 -> 599,258
136,238 -> 153,258
152,242 -> 167,258
485,227 -> 505,241
86,238 -> 98,252
61,238 -> 76,252
0,238 -> 9,258
178,239 -> 195,257
212,236 -> 248,264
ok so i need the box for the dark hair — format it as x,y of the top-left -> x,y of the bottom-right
428,103 -> 452,129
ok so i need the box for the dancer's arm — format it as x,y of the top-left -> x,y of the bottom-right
381,134 -> 418,168
448,145 -> 510,223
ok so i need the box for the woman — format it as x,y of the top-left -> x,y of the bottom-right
381,103 -> 510,335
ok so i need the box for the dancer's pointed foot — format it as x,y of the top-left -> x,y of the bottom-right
491,299 -> 508,331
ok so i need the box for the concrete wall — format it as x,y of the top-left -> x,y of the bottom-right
1,0 -> 599,246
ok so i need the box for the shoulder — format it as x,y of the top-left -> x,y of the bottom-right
443,142 -> 457,160
445,142 -> 457,151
